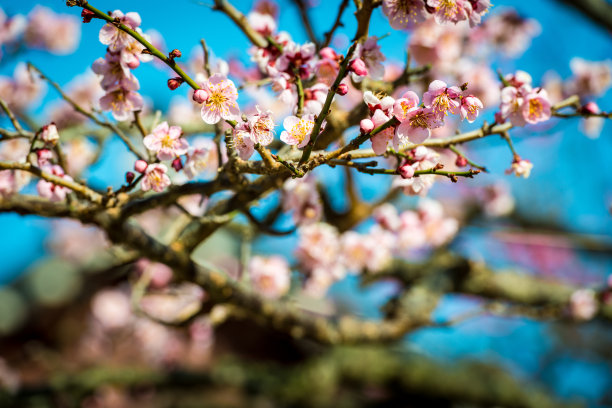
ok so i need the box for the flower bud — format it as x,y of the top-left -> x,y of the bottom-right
398,162 -> 415,179
455,155 -> 468,167
36,149 -> 53,167
349,58 -> 368,76
319,47 -> 338,60
172,157 -> 183,171
134,159 -> 148,173
81,9 -> 96,23
40,123 -> 59,145
360,118 -> 374,134
336,83 -> 348,96
169,49 -> 182,59
582,101 -> 600,115
125,171 -> 135,184
193,89 -> 209,104
167,77 -> 184,90
127,59 -> 140,69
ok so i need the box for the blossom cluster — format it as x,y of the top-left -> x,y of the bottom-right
294,199 -> 458,297
361,81 -> 483,156
382,0 -> 491,30
497,71 -> 552,126
92,10 -> 150,121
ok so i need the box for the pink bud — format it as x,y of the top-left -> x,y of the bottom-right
169,49 -> 182,59
193,89 -> 209,104
40,123 -> 59,145
36,149 -> 53,167
582,101 -> 600,115
319,47 -> 338,60
360,118 -> 374,134
167,77 -> 184,90
134,159 -> 148,173
172,157 -> 183,171
398,162 -> 415,179
494,111 -> 505,125
349,58 -> 368,76
127,59 -> 140,69
455,155 -> 468,167
336,83 -> 348,96
126,171 -> 135,184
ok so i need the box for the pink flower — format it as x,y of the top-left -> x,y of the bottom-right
99,10 -> 141,52
283,175 -> 322,225
340,229 -> 393,273
143,121 -> 189,160
247,11 -> 277,37
280,114 -> 321,148
248,106 -> 275,145
521,89 -> 551,124
370,109 -> 395,155
276,41 -> 316,78
91,289 -> 133,330
460,95 -> 484,122
141,163 -> 171,192
360,118 -> 375,133
506,158 -> 533,178
0,170 -> 30,198
363,91 -> 395,114
184,138 -> 218,179
37,165 -> 73,202
395,107 -> 440,147
92,53 -> 135,90
392,90 -> 420,122
426,0 -> 470,25
295,223 -> 342,273
249,256 -> 291,299
25,6 -> 80,54
98,81 -> 144,122
40,123 -> 59,144
499,86 -> 526,127
200,74 -> 240,124
303,83 -> 328,115
423,80 -> 461,119
233,122 -> 256,160
382,0 -> 426,30
373,204 -> 402,232
569,289 -> 598,321
565,58 -> 612,98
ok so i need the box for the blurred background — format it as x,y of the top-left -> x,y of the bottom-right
0,0 -> 611,407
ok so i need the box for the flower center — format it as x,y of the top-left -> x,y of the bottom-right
292,119 -> 314,142
528,99 -> 542,118
410,111 -> 430,128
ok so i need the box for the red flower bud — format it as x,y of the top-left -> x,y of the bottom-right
81,9 -> 96,23
169,49 -> 182,59
319,47 -> 338,60
126,171 -> 135,184
582,101 -> 600,115
349,58 -> 368,76
134,159 -> 148,173
172,157 -> 183,171
167,77 -> 184,90
336,83 -> 348,96
455,155 -> 468,167
398,162 -> 415,179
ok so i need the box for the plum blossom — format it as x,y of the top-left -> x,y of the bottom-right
340,229 -> 393,273
0,170 -> 30,198
276,41 -> 316,79
248,106 -> 276,145
352,36 -> 386,81
460,94 -> 484,122
232,122 -> 256,160
370,109 -> 395,154
470,10 -> 541,57
92,53 -> 136,90
0,63 -> 46,111
184,138 -> 218,179
249,256 -> 291,299
282,175 -> 322,225
570,289 -> 598,321
295,223 -> 342,273
91,289 -> 133,330
427,0 -> 470,25
143,122 -> 189,160
24,6 -> 80,54
98,10 -> 142,52
247,11 -> 277,37
395,107 -> 440,147
506,158 -> 533,178
99,82 -> 144,122
141,163 -> 171,192
564,58 -> 611,98
200,74 -> 240,124
382,0 -> 426,30
280,114 -> 322,148
423,80 -> 461,119
303,83 -> 328,115
521,89 -> 551,124
392,146 -> 440,196
480,182 -> 515,217
37,165 -> 73,202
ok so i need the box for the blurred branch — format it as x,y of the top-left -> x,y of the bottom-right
555,0 -> 612,33
3,348 -> 581,408
292,0 -> 319,46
